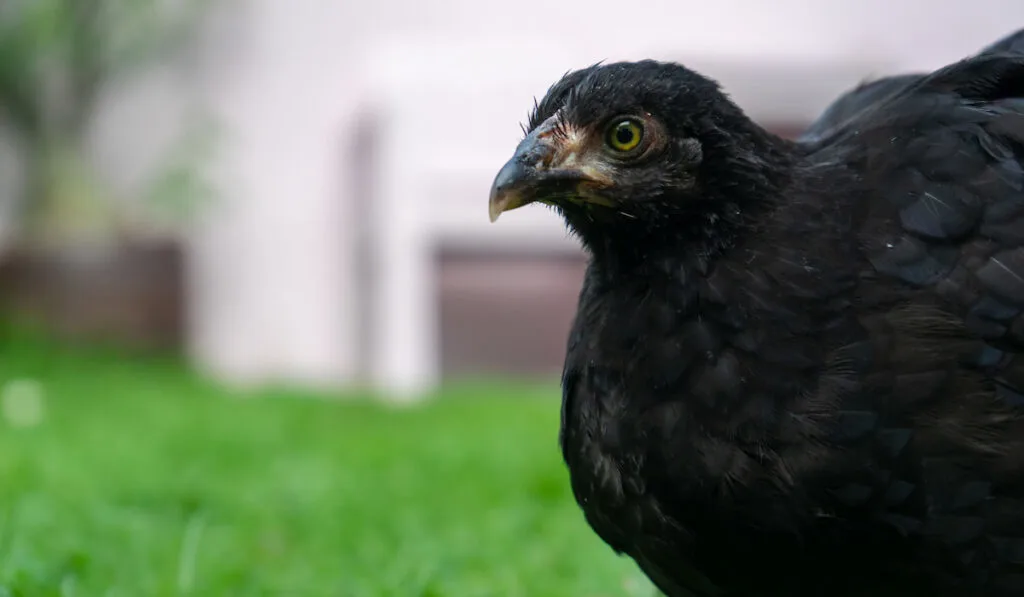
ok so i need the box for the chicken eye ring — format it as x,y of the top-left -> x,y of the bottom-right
606,118 -> 644,152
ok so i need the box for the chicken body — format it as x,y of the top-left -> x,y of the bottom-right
489,29 -> 1024,597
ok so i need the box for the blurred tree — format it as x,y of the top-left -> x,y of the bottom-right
0,0 -> 215,251
0,0 -> 216,352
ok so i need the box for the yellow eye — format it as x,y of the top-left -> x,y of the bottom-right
606,119 -> 643,152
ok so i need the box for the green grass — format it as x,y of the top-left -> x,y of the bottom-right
0,336 -> 654,596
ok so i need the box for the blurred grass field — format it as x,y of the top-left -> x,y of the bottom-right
0,333 -> 654,596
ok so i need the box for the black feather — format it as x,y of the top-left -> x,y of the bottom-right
495,26 -> 1024,597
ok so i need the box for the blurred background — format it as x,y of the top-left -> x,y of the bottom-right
0,1 -> 1023,595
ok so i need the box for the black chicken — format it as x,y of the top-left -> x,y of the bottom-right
488,29 -> 1024,597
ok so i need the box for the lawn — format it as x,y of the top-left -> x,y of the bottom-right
0,335 -> 655,597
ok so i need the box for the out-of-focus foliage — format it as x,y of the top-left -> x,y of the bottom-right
0,0 -> 214,248
0,0 -> 211,138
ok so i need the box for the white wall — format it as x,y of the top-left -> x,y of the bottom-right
16,0 -> 1023,391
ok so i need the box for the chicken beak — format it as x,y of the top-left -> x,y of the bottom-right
488,127 -> 554,223
489,116 -> 615,222
488,159 -> 537,222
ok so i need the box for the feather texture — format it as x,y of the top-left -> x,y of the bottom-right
495,27 -> 1024,597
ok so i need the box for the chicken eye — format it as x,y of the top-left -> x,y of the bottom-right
606,119 -> 644,152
